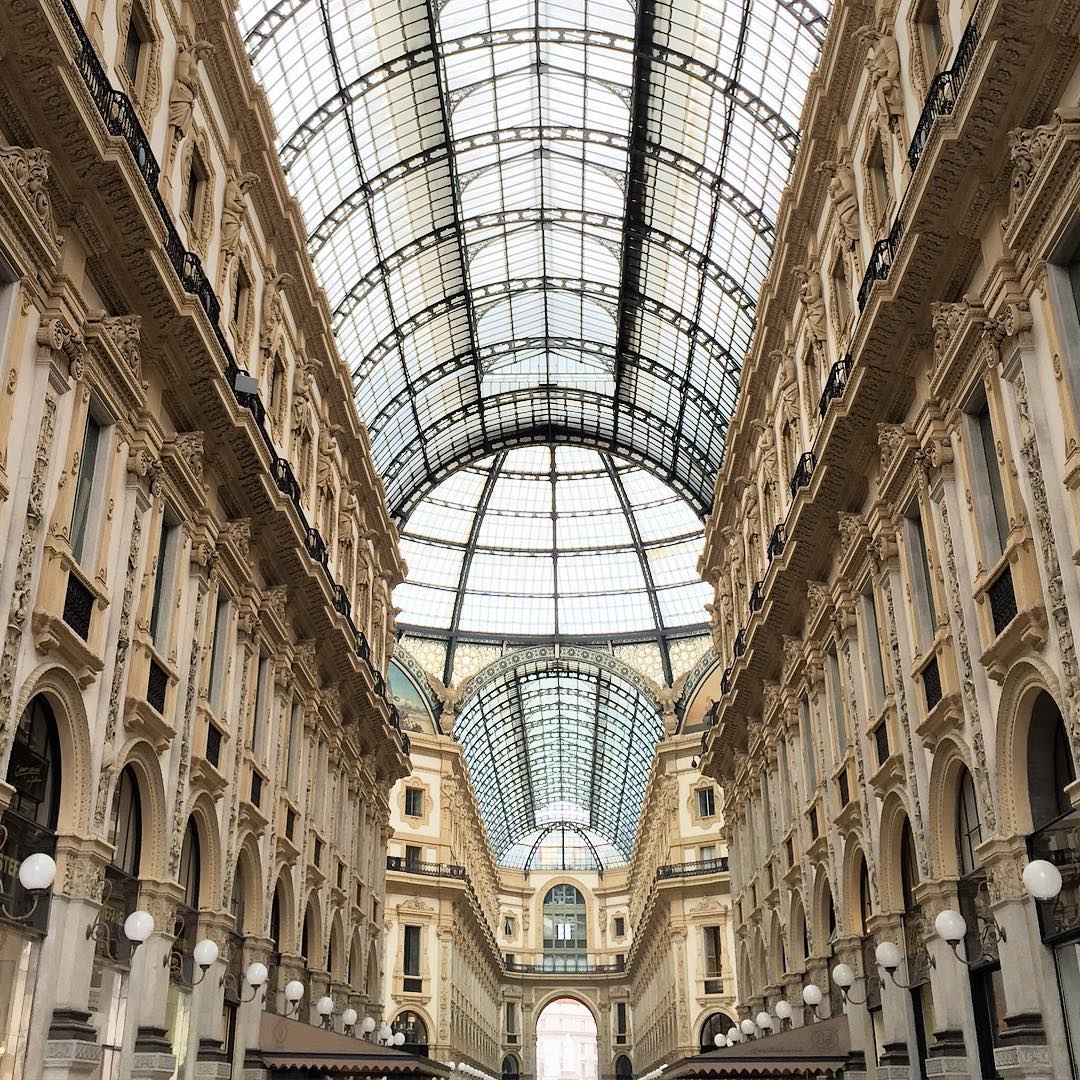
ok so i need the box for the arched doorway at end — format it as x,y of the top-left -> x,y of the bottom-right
536,997 -> 597,1080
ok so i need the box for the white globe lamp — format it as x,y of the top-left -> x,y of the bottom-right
802,984 -> 823,1007
123,910 -> 155,944
934,909 -> 968,944
740,1018 -> 756,1036
343,1008 -> 358,1028
775,1000 -> 792,1021
831,963 -> 855,989
1024,859 -> 1064,900
245,962 -> 269,988
284,980 -> 305,1003
394,1031 -> 406,1046
18,853 -> 56,892
713,1033 -> 723,1047
193,939 -> 220,970
362,1017 -> 377,1034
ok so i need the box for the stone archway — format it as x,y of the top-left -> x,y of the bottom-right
535,997 -> 597,1080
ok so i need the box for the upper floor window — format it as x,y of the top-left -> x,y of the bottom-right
149,510 -> 179,649
699,844 -> 716,862
696,786 -> 716,818
778,737 -> 793,821
613,916 -> 625,937
904,500 -> 938,649
179,818 -> 200,908
207,587 -> 231,711
825,646 -> 847,758
251,652 -> 270,760
403,924 -> 422,978
404,844 -> 421,870
702,924 -> 722,977
860,587 -> 887,713
284,700 -> 301,796
231,263 -> 250,328
965,396 -> 1010,559
800,695 -> 817,794
542,885 -> 587,966
404,787 -> 424,817
868,137 -> 891,229
122,13 -> 146,86
70,411 -> 108,566
916,0 -> 945,71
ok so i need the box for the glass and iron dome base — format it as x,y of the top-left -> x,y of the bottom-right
396,444 -> 711,642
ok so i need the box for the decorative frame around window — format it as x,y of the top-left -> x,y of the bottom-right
398,780 -> 431,828
228,254 -> 255,356
114,0 -> 162,125
906,0 -> 953,102
179,132 -> 214,260
861,126 -> 894,237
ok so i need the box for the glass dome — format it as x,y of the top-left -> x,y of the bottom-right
396,444 -> 711,641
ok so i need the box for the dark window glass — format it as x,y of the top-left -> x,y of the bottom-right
111,766 -> 142,875
180,819 -> 200,908
123,17 -> 142,83
70,414 -> 103,564
7,696 -> 61,830
403,925 -> 421,976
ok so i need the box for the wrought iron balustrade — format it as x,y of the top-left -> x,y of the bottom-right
789,452 -> 816,500
767,522 -> 786,560
748,580 -> 764,614
818,354 -> 852,418
733,628 -> 746,660
907,15 -> 982,172
857,217 -> 904,311
721,667 -> 733,695
386,857 -> 467,879
504,955 -> 625,975
655,856 -> 729,880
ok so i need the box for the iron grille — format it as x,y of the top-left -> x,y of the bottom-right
146,658 -> 168,714
988,564 -> 1018,638
818,355 -> 852,418
921,655 -> 942,713
789,452 -> 816,500
767,522 -> 786,560
857,216 -> 904,311
62,572 -> 94,640
749,580 -> 764,614
721,668 -> 732,695
733,628 -> 746,659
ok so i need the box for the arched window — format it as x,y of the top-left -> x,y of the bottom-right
543,884 -> 588,971
956,767 -> 983,876
614,1056 -> 632,1080
857,854 -> 871,936
900,817 -> 919,913
231,861 -> 247,933
699,1012 -> 729,1051
111,765 -> 142,875
503,1055 -> 521,1080
270,885 -> 282,953
7,696 -> 61,831
392,1010 -> 427,1047
1028,691 -> 1075,831
180,818 -> 200,908
302,900 -> 319,965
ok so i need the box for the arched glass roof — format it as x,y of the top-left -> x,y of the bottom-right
396,444 -> 710,644
454,656 -> 663,863
237,0 -> 831,519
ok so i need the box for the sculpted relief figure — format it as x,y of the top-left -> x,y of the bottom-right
220,171 -> 259,258
856,26 -> 903,126
819,156 -> 860,245
168,41 -> 213,160
796,264 -> 827,345
261,270 -> 293,357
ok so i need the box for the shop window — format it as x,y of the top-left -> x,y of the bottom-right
179,819 -> 200,908
393,1010 -> 428,1047
502,1055 -> 520,1080
955,768 -> 983,876
7,696 -> 61,830
404,786 -> 424,817
699,1013 -> 730,1052
1028,691 -> 1075,830
615,1056 -> 633,1080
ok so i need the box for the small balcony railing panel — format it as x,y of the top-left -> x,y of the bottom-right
655,857 -> 729,880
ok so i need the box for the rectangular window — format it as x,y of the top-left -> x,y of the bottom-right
123,16 -> 143,84
861,587 -> 887,713
507,1002 -> 517,1035
231,264 -> 249,327
779,738 -> 793,822
70,413 -> 104,565
403,925 -> 421,977
405,844 -> 421,870
760,772 -> 773,849
207,588 -> 231,711
800,696 -> 817,793
615,1002 -> 627,1038
184,153 -> 204,223
905,502 -> 938,647
826,647 -> 847,758
970,401 -> 1011,557
404,787 -> 424,817
285,700 -> 300,794
149,512 -> 179,648
251,653 -> 270,760
613,916 -> 625,937
917,0 -> 944,68
696,787 -> 716,818
868,138 -> 890,225
699,844 -> 716,862
703,925 -> 722,989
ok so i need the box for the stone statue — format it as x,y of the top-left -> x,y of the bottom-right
168,41 -> 213,160
260,270 -> 293,356
856,27 -> 903,126
795,264 -> 827,344
220,171 -> 259,258
819,157 -> 860,244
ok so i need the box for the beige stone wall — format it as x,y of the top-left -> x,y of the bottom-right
699,1 -> 1080,1077
0,0 -> 407,1071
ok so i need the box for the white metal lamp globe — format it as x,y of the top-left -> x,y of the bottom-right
245,962 -> 269,988
1024,859 -> 1063,899
740,1019 -> 756,1036
831,963 -> 855,989
193,939 -> 219,969
934,908 -> 968,944
343,1008 -> 358,1028
446,1063 -> 456,1072
775,1000 -> 792,1020
875,941 -> 901,970
713,1034 -> 724,1047
362,1017 -> 377,1034
726,1027 -> 741,1043
124,910 -> 155,943
284,980 -> 305,1003
18,852 -> 56,892
802,984 -> 823,1007
394,1032 -> 406,1046
755,1012 -> 771,1030
317,995 -> 334,1017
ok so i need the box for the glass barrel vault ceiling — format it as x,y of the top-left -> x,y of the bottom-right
396,444 -> 711,640
454,657 -> 663,864
237,0 -> 832,520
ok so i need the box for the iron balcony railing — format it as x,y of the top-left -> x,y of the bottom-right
655,856 -> 729,880
505,955 -> 625,975
748,580 -> 764,615
386,857 -> 467,879
857,216 -> 905,311
55,0 -> 402,736
907,14 -> 982,172
818,354 -> 852,418
767,522 -> 786,560
789,452 -> 816,500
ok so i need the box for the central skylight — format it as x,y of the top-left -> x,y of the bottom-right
238,0 -> 830,519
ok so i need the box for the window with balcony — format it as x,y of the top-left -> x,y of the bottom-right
868,137 -> 891,229
122,11 -> 146,86
231,263 -> 250,329
916,0 -> 945,72
404,845 -> 421,870
542,884 -> 587,971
